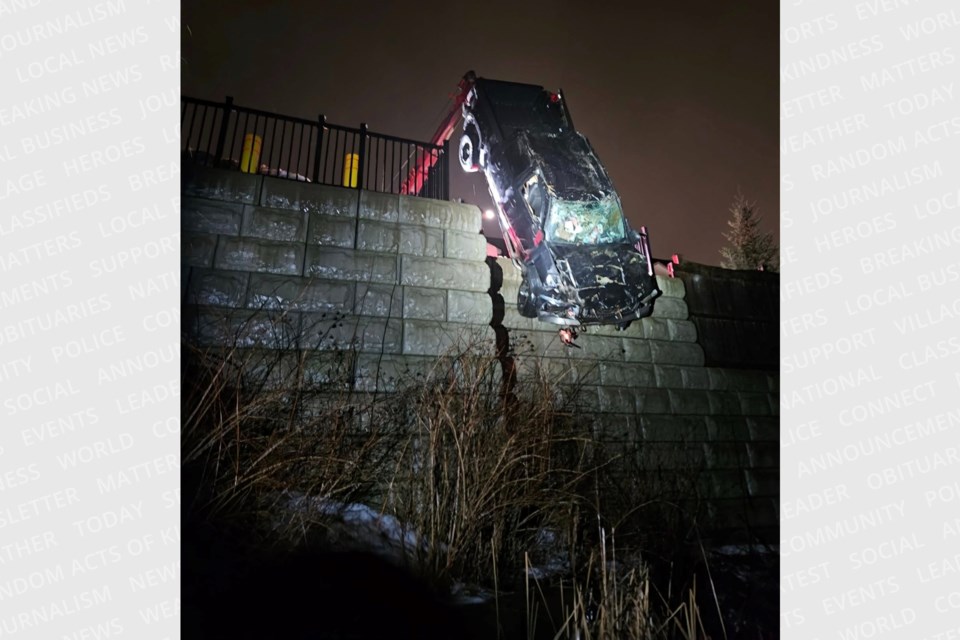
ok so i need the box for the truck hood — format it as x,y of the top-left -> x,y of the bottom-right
551,243 -> 648,288
549,243 -> 655,318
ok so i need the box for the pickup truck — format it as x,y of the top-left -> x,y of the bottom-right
458,74 -> 661,330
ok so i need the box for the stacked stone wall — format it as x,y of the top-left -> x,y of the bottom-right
182,165 -> 778,544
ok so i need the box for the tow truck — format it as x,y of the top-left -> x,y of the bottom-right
402,71 -> 662,345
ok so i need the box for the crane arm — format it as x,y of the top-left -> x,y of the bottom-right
399,71 -> 476,196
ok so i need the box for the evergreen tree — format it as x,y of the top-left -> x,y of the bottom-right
719,192 -> 778,271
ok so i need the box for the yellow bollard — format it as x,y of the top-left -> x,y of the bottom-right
240,134 -> 262,173
343,153 -> 359,187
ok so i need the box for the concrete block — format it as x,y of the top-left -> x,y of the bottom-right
357,220 -> 399,253
497,258 -> 523,284
404,287 -> 447,320
700,472 -> 744,501
668,389 -> 711,416
745,469 -> 778,498
219,348 -> 301,390
640,415 -> 707,442
354,283 -> 403,318
400,256 -> 489,292
447,290 -> 490,323
513,356 -> 574,386
354,354 -> 435,392
215,238 -> 305,275
739,392 -> 774,416
656,275 -> 685,299
261,178 -> 358,215
746,500 -> 779,532
563,358 -> 601,385
600,362 -> 655,387
591,414 -> 636,443
240,205 -> 308,242
182,234 -> 218,268
640,318 -> 670,340
399,196 -> 481,232
599,386 -> 638,414
747,417 -> 778,442
587,322 -> 632,338
302,314 -> 403,354
650,341 -> 705,366
638,442 -> 706,471
299,350 -> 357,390
305,247 -> 398,283
707,391 -> 742,416
182,198 -> 243,235
706,368 -> 730,390
358,190 -> 400,222
513,355 -> 580,386
635,388 -> 671,414
705,416 -> 751,442
516,328 -> 570,359
767,374 -> 779,393
307,214 -> 356,248
445,229 -> 488,261
667,319 -> 698,342
187,269 -> 248,307
654,365 -> 684,388
501,307 -> 541,331
651,297 -> 688,319
402,319 -> 493,356
426,354 -> 503,390
703,443 -> 748,469
621,338 -> 652,363
680,368 -> 710,390
570,385 -> 601,412
183,164 -> 259,204
747,442 -> 778,469
193,309 -> 300,349
246,274 -> 354,312
356,221 -> 444,257
498,278 -> 519,299
401,225 -> 443,257
565,334 -> 625,362
726,369 -> 770,392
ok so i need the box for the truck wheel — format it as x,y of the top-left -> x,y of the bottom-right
459,125 -> 480,173
517,277 -> 537,318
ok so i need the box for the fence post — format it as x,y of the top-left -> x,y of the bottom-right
442,139 -> 450,200
214,96 -> 233,164
356,122 -> 368,191
313,114 -> 325,184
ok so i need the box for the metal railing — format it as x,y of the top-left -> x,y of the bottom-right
181,96 -> 449,200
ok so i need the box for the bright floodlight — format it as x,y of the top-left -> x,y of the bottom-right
484,209 -> 495,220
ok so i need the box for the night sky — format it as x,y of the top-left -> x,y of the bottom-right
182,0 -> 778,266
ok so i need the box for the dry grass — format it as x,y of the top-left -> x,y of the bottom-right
182,323 -> 723,639
383,349 -> 593,586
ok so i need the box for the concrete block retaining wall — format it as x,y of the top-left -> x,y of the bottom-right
182,165 -> 778,544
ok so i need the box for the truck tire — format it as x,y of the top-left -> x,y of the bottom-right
459,124 -> 480,173
517,276 -> 537,318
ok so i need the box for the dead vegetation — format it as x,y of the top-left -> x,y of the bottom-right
182,311 -> 769,639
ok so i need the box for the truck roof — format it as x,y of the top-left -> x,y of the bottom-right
472,77 -> 570,139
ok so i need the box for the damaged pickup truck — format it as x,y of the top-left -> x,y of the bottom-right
458,74 -> 661,331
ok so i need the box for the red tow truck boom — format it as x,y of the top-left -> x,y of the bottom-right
399,71 -> 476,196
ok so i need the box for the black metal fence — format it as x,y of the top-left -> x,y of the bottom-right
181,96 -> 449,200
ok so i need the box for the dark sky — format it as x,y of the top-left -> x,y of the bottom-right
182,0 -> 778,265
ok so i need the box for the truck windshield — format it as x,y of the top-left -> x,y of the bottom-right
544,196 -> 627,244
